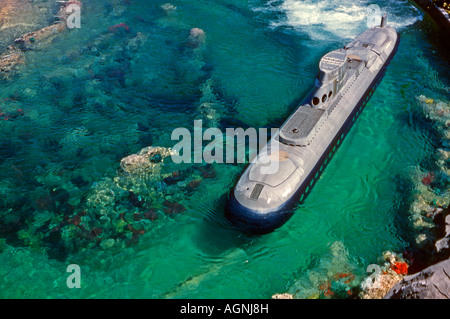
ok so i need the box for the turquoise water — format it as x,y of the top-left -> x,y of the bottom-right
0,0 -> 449,298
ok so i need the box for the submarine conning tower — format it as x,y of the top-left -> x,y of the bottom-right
314,49 -> 349,107
310,17 -> 397,112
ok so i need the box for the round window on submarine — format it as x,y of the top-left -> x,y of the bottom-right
322,94 -> 328,103
328,91 -> 333,98
312,97 -> 320,106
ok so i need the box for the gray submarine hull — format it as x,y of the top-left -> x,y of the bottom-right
226,21 -> 400,234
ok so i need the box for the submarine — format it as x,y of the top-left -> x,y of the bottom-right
226,16 -> 400,234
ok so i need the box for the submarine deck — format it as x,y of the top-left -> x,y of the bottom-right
279,58 -> 365,147
280,107 -> 325,146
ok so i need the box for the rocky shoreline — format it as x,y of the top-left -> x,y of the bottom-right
412,0 -> 450,34
381,96 -> 450,299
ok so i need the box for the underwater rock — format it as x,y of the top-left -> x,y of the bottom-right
19,0 -> 81,46
195,78 -> 229,127
283,241 -> 358,299
161,3 -> 177,12
0,0 -> 54,49
188,28 -> 206,48
417,95 -> 450,127
119,153 -> 152,174
0,1 -> 82,78
435,235 -> 450,253
100,238 -> 115,250
14,21 -> 66,50
114,145 -> 186,210
384,258 -> 450,299
0,45 -> 24,76
126,32 -> 147,53
435,208 -> 450,255
359,251 -> 408,299
163,200 -> 186,216
360,268 -> 404,299
119,146 -> 173,175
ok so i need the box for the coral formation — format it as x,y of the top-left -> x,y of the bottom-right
272,241 -> 360,299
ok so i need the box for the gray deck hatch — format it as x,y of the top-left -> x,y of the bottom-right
279,106 -> 326,146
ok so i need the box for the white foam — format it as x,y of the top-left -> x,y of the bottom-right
258,0 -> 423,41
277,0 -> 367,39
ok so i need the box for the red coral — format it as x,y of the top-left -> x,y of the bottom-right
108,23 -> 130,33
422,172 -> 435,186
391,262 -> 408,275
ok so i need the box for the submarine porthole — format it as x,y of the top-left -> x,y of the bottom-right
328,91 -> 332,98
312,97 -> 320,105
322,94 -> 327,103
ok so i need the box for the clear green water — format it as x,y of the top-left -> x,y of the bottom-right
0,0 -> 448,298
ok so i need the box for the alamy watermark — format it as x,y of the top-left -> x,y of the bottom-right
366,4 -> 383,28
66,3 -> 81,29
171,120 -> 280,174
66,264 -> 81,288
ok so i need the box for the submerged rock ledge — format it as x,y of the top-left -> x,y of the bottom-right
0,0 -> 81,79
385,258 -> 450,299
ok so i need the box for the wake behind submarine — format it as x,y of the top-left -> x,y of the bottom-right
226,16 -> 400,234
